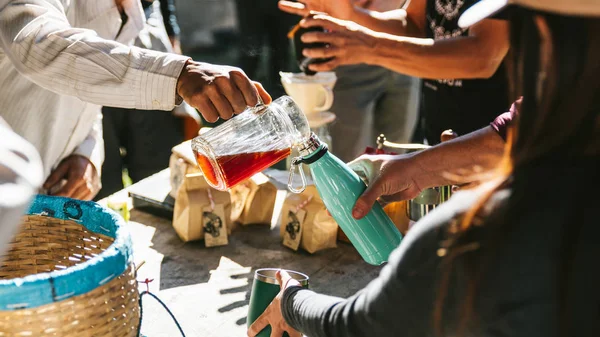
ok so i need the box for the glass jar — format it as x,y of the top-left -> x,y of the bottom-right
192,96 -> 311,191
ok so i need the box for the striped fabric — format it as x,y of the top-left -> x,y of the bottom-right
0,0 -> 189,178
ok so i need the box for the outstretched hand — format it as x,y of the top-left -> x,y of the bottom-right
294,14 -> 378,72
348,154 -> 424,219
247,270 -> 303,337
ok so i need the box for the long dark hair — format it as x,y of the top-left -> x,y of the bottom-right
434,7 -> 600,335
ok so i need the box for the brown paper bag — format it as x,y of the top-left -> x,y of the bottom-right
305,208 -> 338,253
169,140 -> 201,199
280,186 -> 338,254
172,172 -> 232,243
229,180 -> 252,223
232,173 -> 277,226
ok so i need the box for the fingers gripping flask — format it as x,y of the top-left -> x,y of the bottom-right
288,133 -> 402,265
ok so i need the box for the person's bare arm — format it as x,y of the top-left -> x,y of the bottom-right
300,14 -> 509,79
370,17 -> 509,78
354,0 -> 407,12
352,0 -> 426,37
349,126 -> 506,218
279,0 -> 426,37
409,126 -> 506,188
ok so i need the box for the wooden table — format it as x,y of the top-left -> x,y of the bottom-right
101,171 -> 383,337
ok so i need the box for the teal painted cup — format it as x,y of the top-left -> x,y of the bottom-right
247,269 -> 309,337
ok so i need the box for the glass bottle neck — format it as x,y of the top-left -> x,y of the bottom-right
297,133 -> 328,164
288,132 -> 327,193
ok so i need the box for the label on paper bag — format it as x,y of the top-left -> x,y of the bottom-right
203,204 -> 228,247
282,209 -> 306,251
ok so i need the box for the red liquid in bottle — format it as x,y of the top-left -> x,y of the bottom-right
195,148 -> 291,189
195,152 -> 220,187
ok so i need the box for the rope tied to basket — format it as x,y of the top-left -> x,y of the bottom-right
137,278 -> 187,337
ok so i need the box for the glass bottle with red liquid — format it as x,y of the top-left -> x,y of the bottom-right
192,96 -> 311,191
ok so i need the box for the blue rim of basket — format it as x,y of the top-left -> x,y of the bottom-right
0,195 -> 133,311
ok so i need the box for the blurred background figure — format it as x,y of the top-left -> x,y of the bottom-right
0,119 -> 43,257
234,0 -> 299,98
97,0 -> 200,200
328,0 -> 420,163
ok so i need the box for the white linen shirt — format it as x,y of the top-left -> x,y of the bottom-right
0,0 -> 190,179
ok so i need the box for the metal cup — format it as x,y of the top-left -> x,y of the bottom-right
406,185 -> 452,221
247,268 -> 309,337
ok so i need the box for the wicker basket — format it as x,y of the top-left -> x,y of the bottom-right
0,195 -> 140,337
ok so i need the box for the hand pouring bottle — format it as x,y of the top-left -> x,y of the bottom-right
288,133 -> 403,265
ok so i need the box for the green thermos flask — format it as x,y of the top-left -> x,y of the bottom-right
289,133 -> 403,265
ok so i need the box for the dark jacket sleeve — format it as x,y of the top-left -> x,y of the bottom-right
160,0 -> 180,38
279,196 -> 469,337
